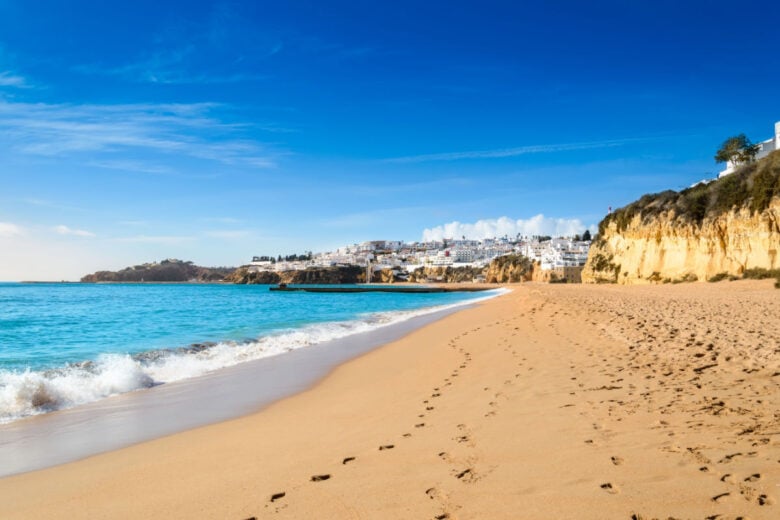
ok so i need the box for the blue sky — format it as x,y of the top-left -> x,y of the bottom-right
1,0 -> 779,280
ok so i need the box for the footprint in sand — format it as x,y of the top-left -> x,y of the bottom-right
711,492 -> 730,502
719,452 -> 742,464
379,444 -> 395,451
600,482 -> 620,494
342,457 -> 355,465
310,474 -> 331,482
455,468 -> 477,483
611,456 -> 624,466
270,492 -> 286,502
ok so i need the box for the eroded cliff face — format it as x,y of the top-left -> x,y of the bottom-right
582,199 -> 780,284
226,266 -> 365,284
484,254 -> 534,283
406,266 -> 486,283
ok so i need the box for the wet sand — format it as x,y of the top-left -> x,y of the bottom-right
1,281 -> 778,519
0,305 -> 473,477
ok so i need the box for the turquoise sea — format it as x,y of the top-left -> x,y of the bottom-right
0,282 -> 498,423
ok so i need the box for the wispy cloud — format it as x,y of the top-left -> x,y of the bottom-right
75,55 -> 268,85
0,100 -> 279,168
54,225 -> 95,237
0,222 -> 24,238
385,138 -> 648,164
422,215 -> 595,241
87,160 -> 175,175
114,235 -> 195,244
23,198 -> 85,212
201,217 -> 243,224
0,71 -> 30,88
204,230 -> 250,239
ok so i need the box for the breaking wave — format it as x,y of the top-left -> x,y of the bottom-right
0,289 -> 507,423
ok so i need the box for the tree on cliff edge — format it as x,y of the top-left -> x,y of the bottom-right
715,134 -> 760,166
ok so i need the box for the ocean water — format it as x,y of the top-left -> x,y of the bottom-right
0,283 -> 499,424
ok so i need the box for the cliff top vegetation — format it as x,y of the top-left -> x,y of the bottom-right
81,260 -> 235,283
598,150 -> 780,238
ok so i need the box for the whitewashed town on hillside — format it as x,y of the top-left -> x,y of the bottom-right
247,234 -> 592,278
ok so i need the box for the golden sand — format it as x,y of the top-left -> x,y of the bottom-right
1,281 -> 778,519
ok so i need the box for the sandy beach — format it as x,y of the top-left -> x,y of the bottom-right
1,281 -> 778,519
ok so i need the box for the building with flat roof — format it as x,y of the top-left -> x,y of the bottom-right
719,121 -> 780,178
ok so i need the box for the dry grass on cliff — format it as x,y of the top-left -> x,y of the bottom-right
597,150 -> 780,238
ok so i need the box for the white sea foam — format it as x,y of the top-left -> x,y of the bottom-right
0,289 -> 508,424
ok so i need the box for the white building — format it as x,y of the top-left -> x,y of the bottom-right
719,121 -> 780,178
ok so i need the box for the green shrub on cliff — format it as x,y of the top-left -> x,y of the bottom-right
597,151 -> 780,235
742,267 -> 780,280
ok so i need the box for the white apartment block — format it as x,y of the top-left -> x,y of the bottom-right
250,235 -> 591,274
719,121 -> 780,178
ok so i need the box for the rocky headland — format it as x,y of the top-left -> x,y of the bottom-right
80,259 -> 235,283
583,151 -> 780,284
225,265 -> 365,285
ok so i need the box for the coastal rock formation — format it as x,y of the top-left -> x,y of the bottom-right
484,254 -> 534,283
406,266 -> 485,283
230,255 -> 535,286
376,268 -> 401,283
406,256 -> 533,284
227,266 -> 365,285
583,151 -> 780,284
81,259 -> 235,283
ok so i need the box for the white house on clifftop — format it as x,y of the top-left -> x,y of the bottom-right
719,121 -> 780,178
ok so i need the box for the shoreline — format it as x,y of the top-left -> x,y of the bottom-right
0,290 -> 503,477
1,281 -> 778,519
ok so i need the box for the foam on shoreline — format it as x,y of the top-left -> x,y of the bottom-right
0,289 -> 506,477
0,289 -> 506,425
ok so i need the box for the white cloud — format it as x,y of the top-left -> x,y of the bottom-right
0,222 -> 24,238
54,225 -> 95,237
0,71 -> 29,88
114,235 -> 195,244
422,215 -> 595,241
204,230 -> 250,239
0,100 -> 278,168
386,138 -> 645,163
87,160 -> 175,175
201,217 -> 243,224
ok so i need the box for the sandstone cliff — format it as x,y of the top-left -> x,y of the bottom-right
583,151 -> 780,284
406,255 -> 534,284
81,260 -> 235,283
484,254 -> 534,283
227,266 -> 365,284
406,265 -> 486,283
